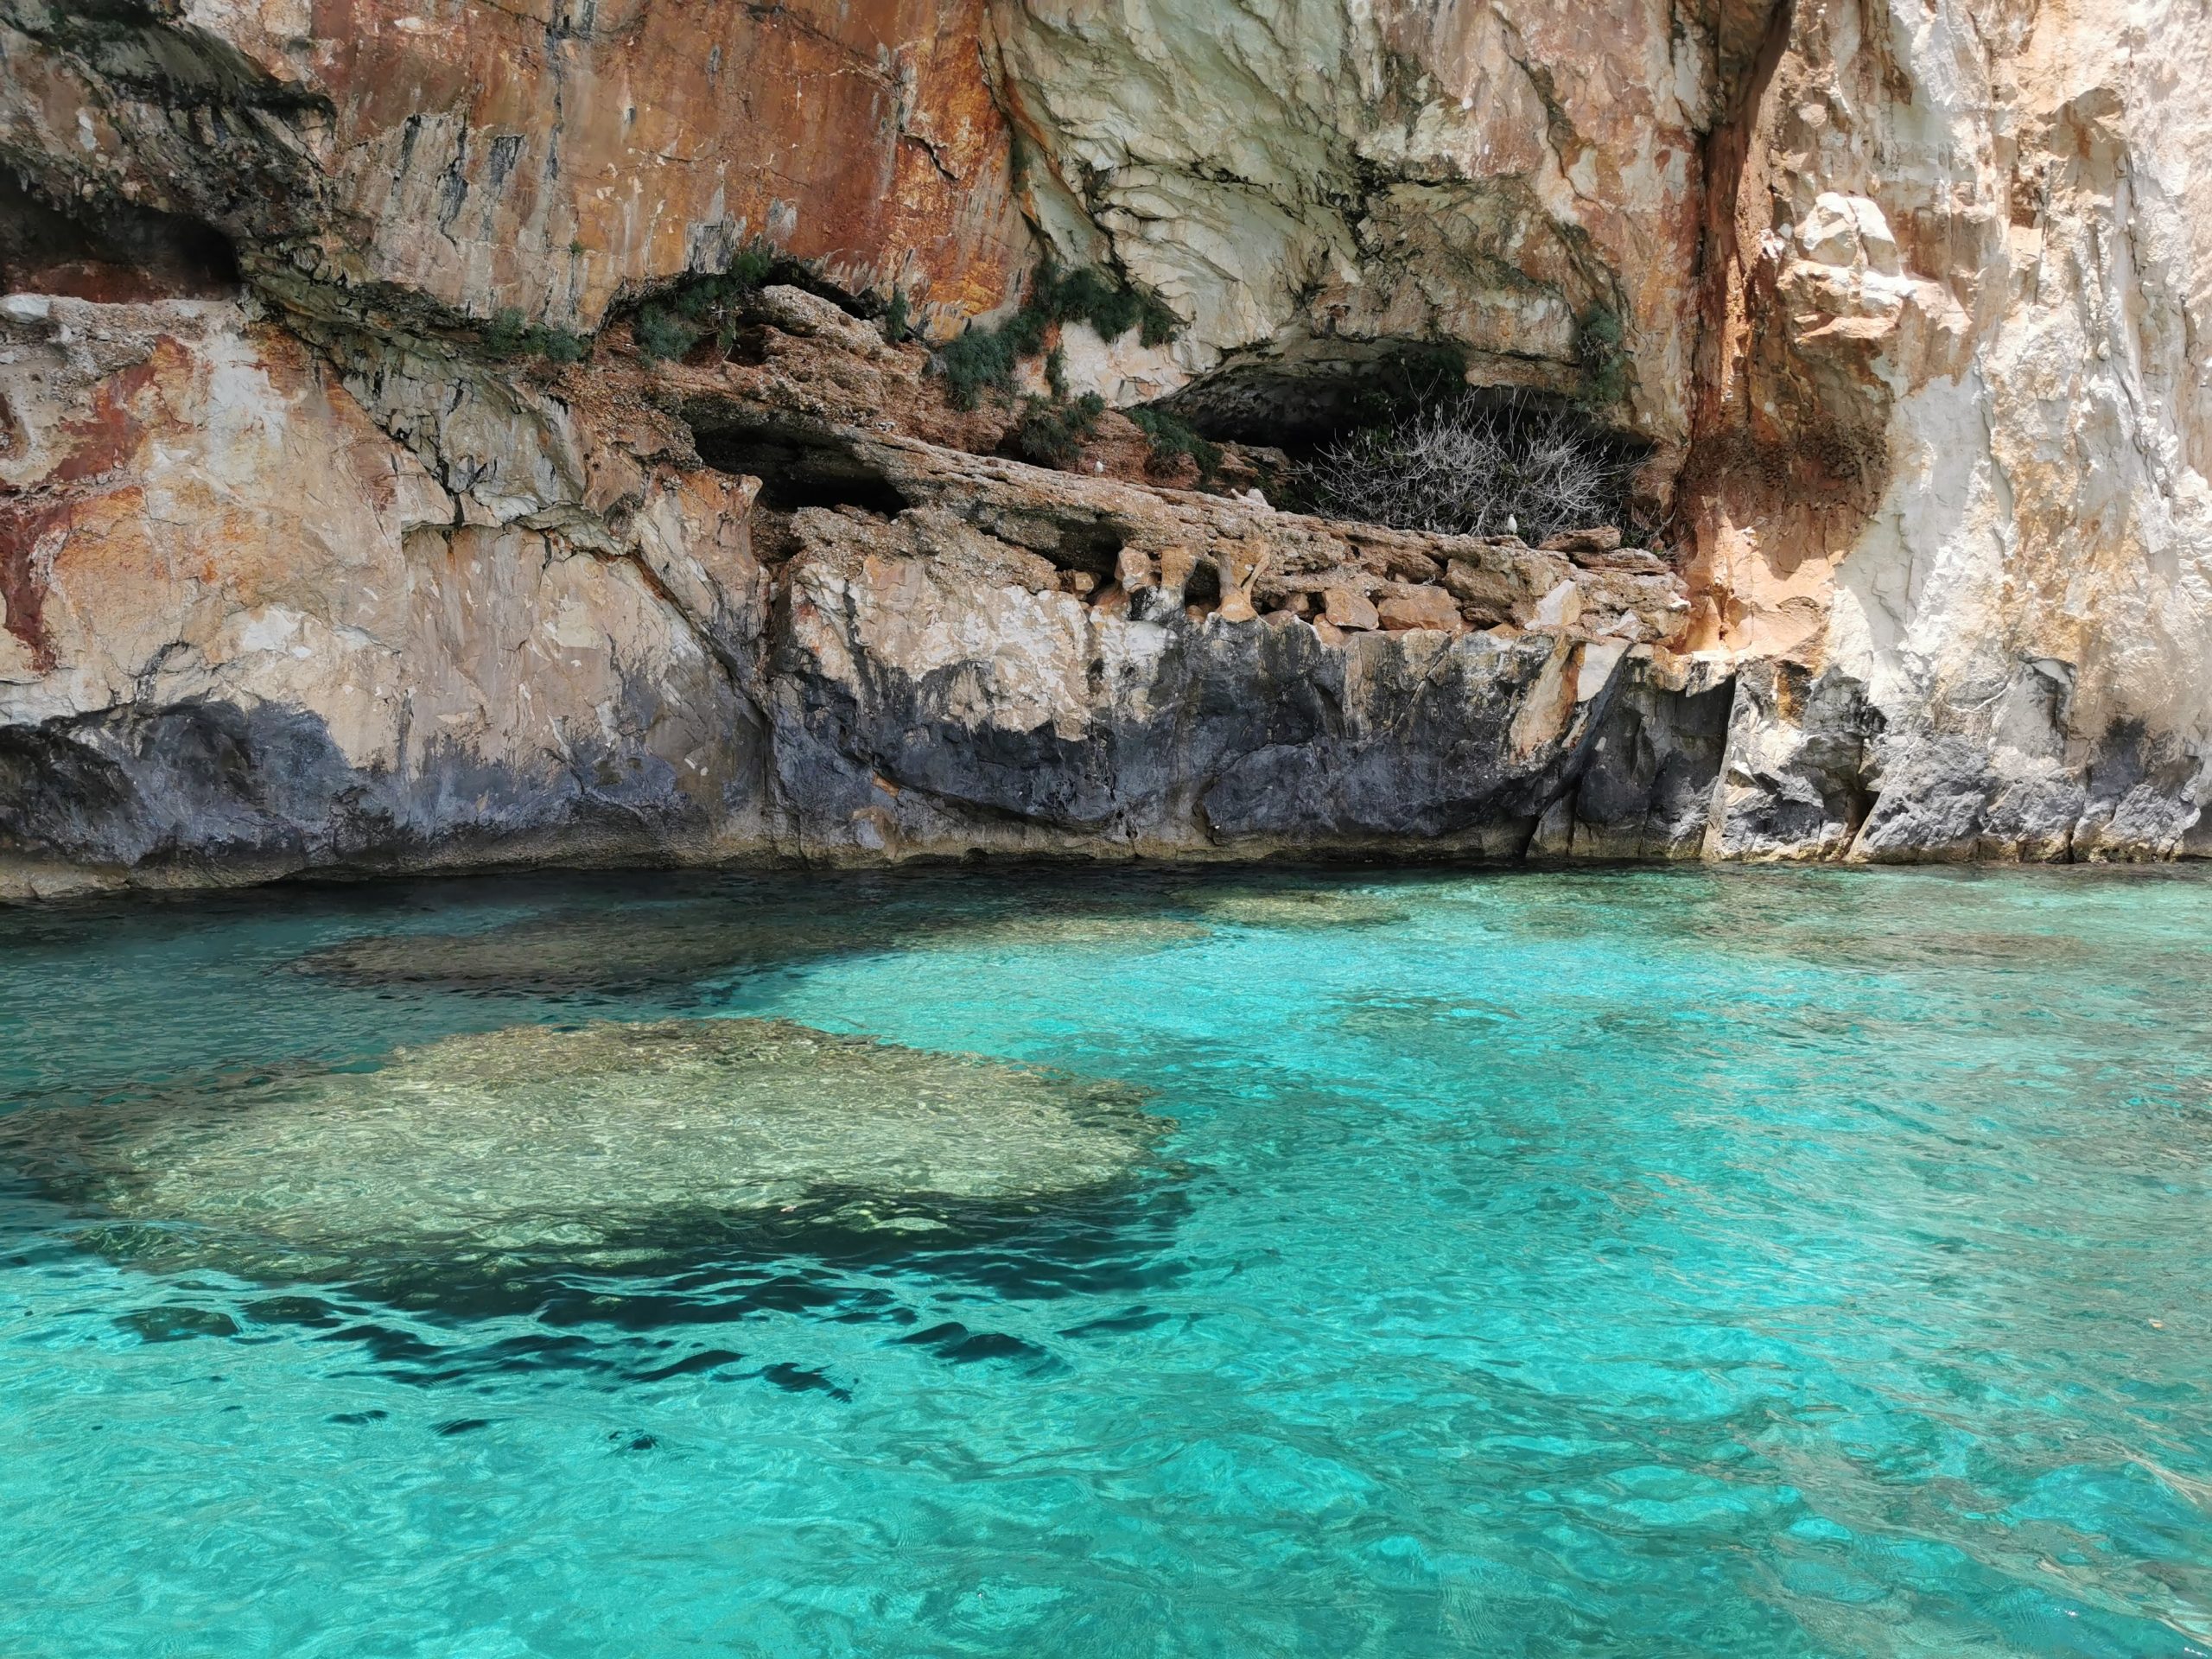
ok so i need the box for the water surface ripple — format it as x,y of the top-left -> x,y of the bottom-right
2,864 -> 2209,1656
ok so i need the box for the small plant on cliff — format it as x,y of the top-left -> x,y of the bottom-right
881,288 -> 913,345
630,242 -> 785,361
1034,263 -> 1180,349
1008,391 -> 1106,467
934,261 -> 1181,410
1574,305 -> 1630,408
1298,390 -> 1639,544
939,316 -> 1034,408
633,305 -> 704,362
482,306 -> 588,364
1127,406 -> 1222,482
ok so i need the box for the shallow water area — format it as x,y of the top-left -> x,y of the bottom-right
3,862 -> 2211,1656
1,1017 -> 1164,1274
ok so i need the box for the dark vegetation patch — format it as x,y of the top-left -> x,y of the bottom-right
1007,391 -> 1105,467
620,240 -> 890,365
626,242 -> 785,362
935,262 -> 1180,412
480,306 -> 587,363
1125,407 -> 1222,484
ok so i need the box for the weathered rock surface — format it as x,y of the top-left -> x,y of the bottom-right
0,287 -> 1676,891
992,0 -> 1717,441
3,0 -> 2211,891
1678,0 -> 2212,861
0,0 -> 1027,328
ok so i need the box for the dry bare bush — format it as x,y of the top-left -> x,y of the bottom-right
1299,394 -> 1638,543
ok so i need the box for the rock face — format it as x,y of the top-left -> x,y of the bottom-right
3,0 -> 2210,894
0,284 -> 1669,890
0,0 -> 1027,327
992,0 -> 1716,437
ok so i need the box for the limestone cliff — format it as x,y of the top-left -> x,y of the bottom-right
1,0 -> 2207,894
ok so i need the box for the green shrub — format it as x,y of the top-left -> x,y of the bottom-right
1032,264 -> 1181,348
931,262 -> 1181,409
882,289 -> 912,345
1127,406 -> 1222,481
627,240 -> 786,362
482,306 -> 588,364
1009,391 -> 1104,467
633,305 -> 703,362
483,307 -> 528,357
1040,265 -> 1136,339
1574,306 -> 1630,407
939,324 -> 1020,409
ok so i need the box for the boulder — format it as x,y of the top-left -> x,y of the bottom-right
1322,588 -> 1380,632
1376,586 -> 1463,633
1530,581 -> 1584,630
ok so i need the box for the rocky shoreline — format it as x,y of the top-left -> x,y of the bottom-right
5,2 -> 2209,896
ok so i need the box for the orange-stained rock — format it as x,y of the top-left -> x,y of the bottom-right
1,0 -> 1033,330
1322,588 -> 1379,632
1376,586 -> 1461,634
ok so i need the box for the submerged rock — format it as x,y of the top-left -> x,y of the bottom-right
295,903 -> 1208,994
1189,887 -> 1412,930
0,1020 -> 1166,1266
294,916 -> 811,992
917,911 -> 1211,950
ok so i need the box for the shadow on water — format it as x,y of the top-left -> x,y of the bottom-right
51,1179 -> 1197,1390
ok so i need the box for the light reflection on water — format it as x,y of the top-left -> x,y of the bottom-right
2,862 -> 2209,1656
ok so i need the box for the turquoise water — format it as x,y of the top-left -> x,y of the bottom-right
3,864 -> 2210,1657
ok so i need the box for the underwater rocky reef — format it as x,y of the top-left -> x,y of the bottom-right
0,1014 -> 1168,1272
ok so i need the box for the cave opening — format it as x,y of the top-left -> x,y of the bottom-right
688,419 -> 914,518
0,175 -> 240,302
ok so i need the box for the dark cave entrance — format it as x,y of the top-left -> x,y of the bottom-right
0,175 -> 239,302
1141,342 -> 1653,543
687,418 -> 914,518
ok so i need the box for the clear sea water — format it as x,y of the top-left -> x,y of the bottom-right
3,863 -> 2209,1658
